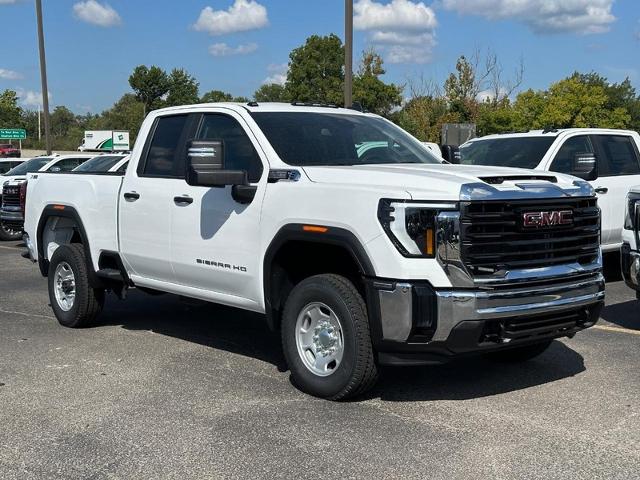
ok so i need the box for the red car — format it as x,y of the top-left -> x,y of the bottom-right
0,143 -> 20,158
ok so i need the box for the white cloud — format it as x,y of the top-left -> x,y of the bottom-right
442,0 -> 615,34
263,63 -> 287,85
193,0 -> 268,36
208,42 -> 258,57
16,89 -> 51,108
354,0 -> 437,64
0,69 -> 23,80
73,0 -> 122,27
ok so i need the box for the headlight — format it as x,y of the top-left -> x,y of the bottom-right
378,199 -> 458,258
624,192 -> 640,231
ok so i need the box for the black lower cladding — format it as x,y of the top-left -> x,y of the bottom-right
365,278 -> 603,366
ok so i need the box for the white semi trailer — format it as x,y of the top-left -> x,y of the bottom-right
78,130 -> 130,152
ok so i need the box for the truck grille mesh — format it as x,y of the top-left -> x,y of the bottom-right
460,198 -> 600,275
1,185 -> 20,206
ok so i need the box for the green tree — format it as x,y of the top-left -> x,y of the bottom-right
200,90 -> 233,103
536,77 -> 630,129
254,83 -> 290,102
0,89 -> 22,128
394,95 -> 453,142
352,49 -> 403,116
93,94 -> 146,143
286,34 -> 344,105
166,68 -> 200,107
444,55 -> 479,122
50,106 -> 77,137
128,65 -> 170,115
476,98 -> 518,135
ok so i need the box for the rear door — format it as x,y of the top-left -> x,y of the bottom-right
119,113 -> 198,283
591,134 -> 640,248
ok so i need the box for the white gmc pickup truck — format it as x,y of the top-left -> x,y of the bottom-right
23,103 -> 605,399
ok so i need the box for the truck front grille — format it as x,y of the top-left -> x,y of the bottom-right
1,185 -> 20,207
460,197 -> 599,275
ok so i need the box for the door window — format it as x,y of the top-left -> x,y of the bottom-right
141,115 -> 189,178
593,135 -> 640,177
196,114 -> 264,183
549,136 -> 594,175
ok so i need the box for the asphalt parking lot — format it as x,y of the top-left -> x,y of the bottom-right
0,242 -> 638,479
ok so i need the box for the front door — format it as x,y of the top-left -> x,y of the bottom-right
170,111 -> 267,304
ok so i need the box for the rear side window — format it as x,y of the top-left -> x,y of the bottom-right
549,136 -> 593,174
142,115 -> 189,177
50,158 -> 89,172
196,114 -> 264,182
593,135 -> 640,177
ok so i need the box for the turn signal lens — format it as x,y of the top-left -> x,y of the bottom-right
303,225 -> 328,233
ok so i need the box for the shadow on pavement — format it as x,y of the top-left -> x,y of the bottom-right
369,341 -> 585,402
600,300 -> 640,330
98,291 -> 287,371
96,291 -> 586,402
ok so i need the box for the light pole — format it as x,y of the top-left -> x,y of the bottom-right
35,0 -> 52,154
344,0 -> 353,108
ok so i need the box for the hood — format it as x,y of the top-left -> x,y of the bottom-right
302,163 -> 591,201
1,175 -> 26,185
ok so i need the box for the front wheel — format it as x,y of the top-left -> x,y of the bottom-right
484,340 -> 553,363
0,222 -> 22,241
281,274 -> 378,400
48,243 -> 104,328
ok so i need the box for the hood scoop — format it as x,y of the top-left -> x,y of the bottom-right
479,175 -> 557,185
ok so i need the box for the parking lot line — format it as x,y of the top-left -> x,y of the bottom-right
593,324 -> 640,336
0,245 -> 20,251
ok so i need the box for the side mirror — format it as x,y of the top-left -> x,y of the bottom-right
441,145 -> 460,164
571,153 -> 598,181
50,166 -> 61,173
185,139 -> 247,187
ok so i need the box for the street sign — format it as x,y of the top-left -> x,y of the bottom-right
0,129 -> 27,140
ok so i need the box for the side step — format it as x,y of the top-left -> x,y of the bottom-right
96,268 -> 125,282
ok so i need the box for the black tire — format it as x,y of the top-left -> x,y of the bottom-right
48,243 -> 104,328
485,340 -> 553,363
0,222 -> 21,241
281,274 -> 378,400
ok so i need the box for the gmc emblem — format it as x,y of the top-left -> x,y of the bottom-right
522,210 -> 573,228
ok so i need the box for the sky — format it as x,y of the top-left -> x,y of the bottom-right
0,0 -> 639,114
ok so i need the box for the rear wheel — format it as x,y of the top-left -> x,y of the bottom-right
281,274 -> 378,400
48,244 -> 104,328
0,222 -> 21,241
485,340 -> 553,363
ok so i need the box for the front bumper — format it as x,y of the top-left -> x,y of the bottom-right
0,207 -> 24,231
367,273 -> 605,366
621,243 -> 640,298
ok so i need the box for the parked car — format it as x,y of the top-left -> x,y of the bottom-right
0,143 -> 20,158
458,128 -> 640,253
0,158 -> 25,174
421,141 -> 443,159
0,154 -> 93,240
73,154 -> 130,173
22,102 -> 604,400
621,186 -> 640,298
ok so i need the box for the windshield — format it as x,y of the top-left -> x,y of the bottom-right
3,157 -> 52,176
74,155 -> 125,172
251,112 -> 441,166
459,137 -> 555,169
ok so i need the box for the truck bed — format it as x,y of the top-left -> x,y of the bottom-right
23,172 -> 124,270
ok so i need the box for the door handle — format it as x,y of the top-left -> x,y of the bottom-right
174,195 -> 193,206
124,191 -> 140,201
594,187 -> 608,194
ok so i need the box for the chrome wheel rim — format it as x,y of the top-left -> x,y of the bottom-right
295,302 -> 344,377
54,262 -> 76,312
